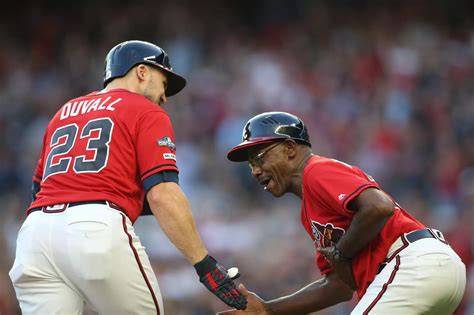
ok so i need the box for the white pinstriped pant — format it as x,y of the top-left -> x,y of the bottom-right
352,235 -> 466,314
9,204 -> 164,315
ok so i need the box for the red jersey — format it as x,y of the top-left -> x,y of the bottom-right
29,89 -> 179,223
300,155 -> 425,298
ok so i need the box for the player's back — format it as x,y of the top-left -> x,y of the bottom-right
30,88 -> 175,222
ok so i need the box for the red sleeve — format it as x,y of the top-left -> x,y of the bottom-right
135,110 -> 179,181
307,159 -> 379,215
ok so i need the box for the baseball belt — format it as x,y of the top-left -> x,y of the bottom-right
27,200 -> 123,216
377,228 -> 448,274
405,228 -> 441,243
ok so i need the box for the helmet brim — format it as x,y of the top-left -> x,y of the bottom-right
227,138 -> 283,162
159,66 -> 187,97
164,71 -> 186,96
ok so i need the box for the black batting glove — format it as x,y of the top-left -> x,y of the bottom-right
194,255 -> 247,310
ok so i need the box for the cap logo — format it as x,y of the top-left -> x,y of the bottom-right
242,128 -> 250,141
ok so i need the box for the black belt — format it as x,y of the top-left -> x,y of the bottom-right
405,228 -> 437,243
28,200 -> 121,215
377,228 -> 446,274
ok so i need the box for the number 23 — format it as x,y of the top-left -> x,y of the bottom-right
43,118 -> 114,181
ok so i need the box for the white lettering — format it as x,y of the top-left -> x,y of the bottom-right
69,101 -> 83,117
59,96 -> 121,119
60,102 -> 72,120
97,96 -> 111,110
87,98 -> 100,113
106,98 -> 121,111
80,99 -> 92,114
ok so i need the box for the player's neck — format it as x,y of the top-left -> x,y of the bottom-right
104,78 -> 140,94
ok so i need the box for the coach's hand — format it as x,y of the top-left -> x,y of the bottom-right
318,246 -> 357,290
194,255 -> 247,310
217,284 -> 267,315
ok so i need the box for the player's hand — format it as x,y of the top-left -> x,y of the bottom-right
318,246 -> 357,290
194,255 -> 247,310
216,284 -> 267,315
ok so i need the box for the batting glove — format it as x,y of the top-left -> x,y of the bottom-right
194,255 -> 247,310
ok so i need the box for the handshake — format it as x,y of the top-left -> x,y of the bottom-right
194,255 -> 247,310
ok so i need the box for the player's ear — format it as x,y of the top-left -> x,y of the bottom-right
135,64 -> 148,82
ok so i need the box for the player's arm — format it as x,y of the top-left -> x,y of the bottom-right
146,179 -> 247,310
218,272 -> 352,315
147,180 -> 207,264
137,111 -> 245,309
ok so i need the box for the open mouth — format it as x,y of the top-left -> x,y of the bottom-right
260,178 -> 271,190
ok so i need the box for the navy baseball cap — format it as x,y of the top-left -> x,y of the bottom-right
227,112 -> 311,162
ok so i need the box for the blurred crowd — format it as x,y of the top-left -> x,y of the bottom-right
0,1 -> 473,314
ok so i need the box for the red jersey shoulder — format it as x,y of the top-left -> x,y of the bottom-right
305,156 -> 375,184
306,156 -> 354,172
303,155 -> 379,214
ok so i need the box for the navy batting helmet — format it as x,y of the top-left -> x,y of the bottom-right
103,40 -> 186,96
227,111 -> 311,162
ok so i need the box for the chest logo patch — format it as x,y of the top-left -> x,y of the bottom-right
311,221 -> 345,248
156,136 -> 176,151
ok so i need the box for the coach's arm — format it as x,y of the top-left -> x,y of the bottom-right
217,272 -> 353,315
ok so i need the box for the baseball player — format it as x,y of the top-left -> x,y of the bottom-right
218,112 -> 466,314
9,40 -> 247,314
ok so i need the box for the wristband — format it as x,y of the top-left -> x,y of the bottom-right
194,255 -> 216,276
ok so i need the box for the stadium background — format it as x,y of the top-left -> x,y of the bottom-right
0,0 -> 472,314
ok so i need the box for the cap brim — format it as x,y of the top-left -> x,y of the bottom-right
227,138 -> 279,162
164,70 -> 187,96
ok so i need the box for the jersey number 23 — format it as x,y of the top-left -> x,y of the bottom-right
43,118 -> 114,181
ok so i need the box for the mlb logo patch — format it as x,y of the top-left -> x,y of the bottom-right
163,153 -> 176,161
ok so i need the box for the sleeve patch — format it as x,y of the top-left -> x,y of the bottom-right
163,153 -> 176,161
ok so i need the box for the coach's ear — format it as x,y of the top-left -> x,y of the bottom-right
284,139 -> 298,159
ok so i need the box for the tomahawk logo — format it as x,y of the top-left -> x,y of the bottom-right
311,221 -> 346,248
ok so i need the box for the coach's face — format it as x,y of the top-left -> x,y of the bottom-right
247,141 -> 293,197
